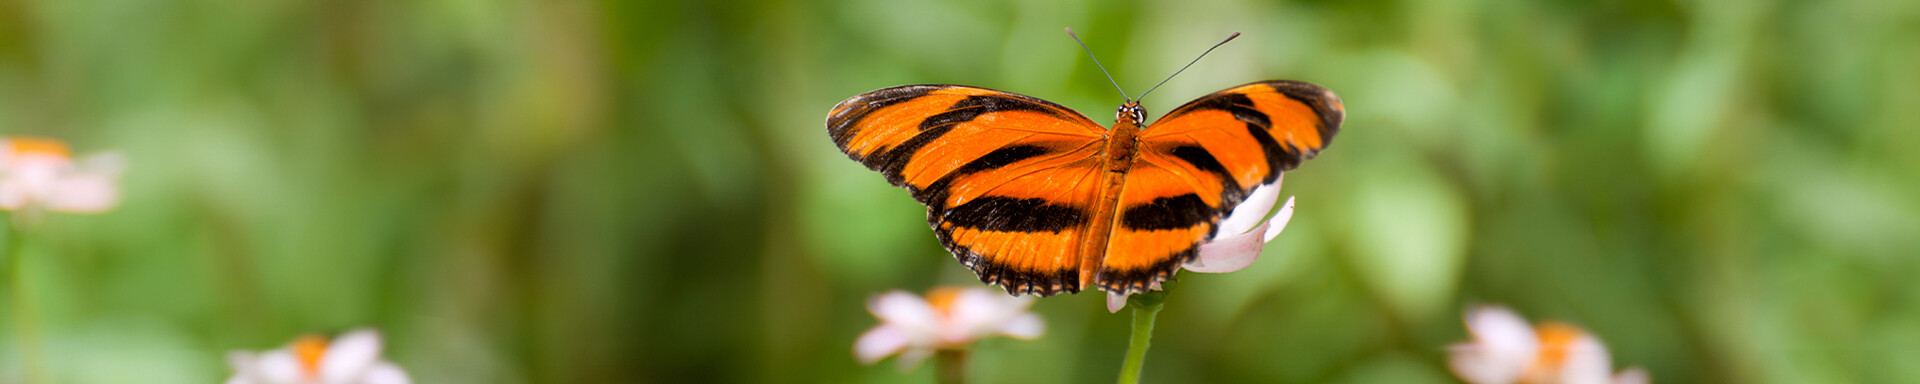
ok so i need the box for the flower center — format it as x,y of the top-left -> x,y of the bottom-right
1524,322 -> 1585,382
291,335 -> 331,379
924,287 -> 964,317
2,137 -> 72,160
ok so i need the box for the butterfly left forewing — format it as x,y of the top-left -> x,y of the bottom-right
827,85 -> 1111,296
1093,80 -> 1345,294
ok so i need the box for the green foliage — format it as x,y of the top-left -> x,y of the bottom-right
2,0 -> 1917,382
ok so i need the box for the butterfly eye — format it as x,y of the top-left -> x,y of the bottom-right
1116,104 -> 1146,124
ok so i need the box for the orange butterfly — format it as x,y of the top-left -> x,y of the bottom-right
825,31 -> 1343,297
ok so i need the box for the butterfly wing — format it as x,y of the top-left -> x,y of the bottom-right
1096,80 -> 1345,293
827,85 -> 1111,296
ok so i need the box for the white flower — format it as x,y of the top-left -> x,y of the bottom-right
854,287 -> 1045,370
226,329 -> 413,384
1107,175 -> 1294,312
1448,306 -> 1649,384
0,136 -> 123,214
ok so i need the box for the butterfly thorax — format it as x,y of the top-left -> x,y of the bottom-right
1103,102 -> 1146,173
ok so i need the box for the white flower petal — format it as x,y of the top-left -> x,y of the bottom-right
47,173 -> 119,213
947,288 -> 1034,342
946,289 -> 1003,335
74,152 -> 126,176
1263,196 -> 1295,242
1187,219 -> 1272,273
1107,292 -> 1129,313
854,324 -> 912,365
1217,176 -> 1283,235
0,180 -> 27,210
1188,194 -> 1294,274
1557,334 -> 1616,384
998,313 -> 1044,339
894,347 -> 935,372
870,291 -> 940,334
1448,343 -> 1523,384
1613,367 -> 1651,384
225,352 -> 262,383
1450,306 -> 1538,384
362,361 -> 414,384
255,350 -> 307,383
319,329 -> 385,380
1465,306 -> 1539,359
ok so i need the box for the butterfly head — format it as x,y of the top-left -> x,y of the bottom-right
1117,102 -> 1146,126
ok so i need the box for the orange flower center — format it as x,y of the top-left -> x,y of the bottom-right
3,137 -> 72,160
291,335 -> 331,379
1522,322 -> 1586,383
924,287 -> 962,318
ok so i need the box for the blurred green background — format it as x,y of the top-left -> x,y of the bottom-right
2,0 -> 1918,382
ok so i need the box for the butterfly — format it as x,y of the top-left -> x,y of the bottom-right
825,32 -> 1343,297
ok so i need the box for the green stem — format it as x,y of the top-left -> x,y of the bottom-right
1116,282 -> 1174,384
934,348 -> 968,384
6,219 -> 48,384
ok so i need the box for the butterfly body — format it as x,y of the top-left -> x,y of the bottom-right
827,81 -> 1342,297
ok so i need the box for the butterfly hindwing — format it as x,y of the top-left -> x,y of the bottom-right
827,85 -> 1110,296
1093,80 -> 1345,293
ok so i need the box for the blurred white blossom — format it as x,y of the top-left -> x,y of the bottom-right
226,329 -> 413,384
1449,305 -> 1649,384
855,286 -> 1044,370
0,136 -> 123,215
1107,175 -> 1294,312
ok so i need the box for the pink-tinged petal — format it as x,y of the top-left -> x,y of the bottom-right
894,347 -> 935,372
1263,196 -> 1295,242
363,361 -> 414,384
1106,291 -> 1128,313
1217,175 -> 1283,235
946,289 -> 1002,334
855,325 -> 911,365
253,350 -> 306,382
225,351 -> 256,370
998,313 -> 1044,339
74,152 -> 126,176
1613,367 -> 1651,384
870,291 -> 938,333
1464,306 -> 1539,360
1187,219 -> 1270,273
947,288 -> 1033,342
319,329 -> 385,380
1557,334 -> 1616,384
1448,343 -> 1520,384
47,174 -> 119,213
1450,306 -> 1538,384
225,351 -> 262,383
1187,196 -> 1293,273
1186,223 -> 1267,273
0,180 -> 26,210
222,376 -> 255,384
9,157 -> 67,189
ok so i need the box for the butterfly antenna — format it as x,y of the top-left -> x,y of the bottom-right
1066,27 -> 1131,101
1137,32 -> 1240,101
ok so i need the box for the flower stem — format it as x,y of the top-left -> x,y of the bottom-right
6,220 -> 48,384
934,348 -> 969,384
1116,282 -> 1174,384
